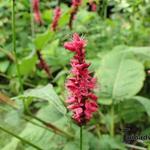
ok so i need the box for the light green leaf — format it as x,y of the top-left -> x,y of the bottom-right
59,10 -> 70,27
133,96 -> 150,116
19,54 -> 37,76
97,51 -> 145,103
34,30 -> 54,49
98,98 -> 112,105
0,61 -> 9,73
2,105 -> 66,150
23,84 -> 67,115
117,100 -> 145,123
99,135 -> 126,150
126,47 -> 150,62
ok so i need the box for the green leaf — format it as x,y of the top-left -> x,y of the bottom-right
19,54 -> 37,76
97,51 -> 145,103
117,100 -> 145,123
0,61 -> 9,73
1,103 -> 79,150
2,105 -> 67,150
123,47 -> 150,64
133,96 -> 150,117
98,98 -> 112,105
98,135 -> 126,150
34,30 -> 54,49
23,84 -> 67,115
59,10 -> 70,27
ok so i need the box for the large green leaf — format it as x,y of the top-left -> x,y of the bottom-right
117,100 -> 145,123
1,105 -> 100,150
23,84 -> 67,115
97,51 -> 145,103
98,135 -> 126,150
2,105 -> 66,150
133,96 -> 150,117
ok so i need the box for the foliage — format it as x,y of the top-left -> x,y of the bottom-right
0,0 -> 150,150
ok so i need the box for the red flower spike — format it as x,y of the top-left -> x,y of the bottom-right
51,7 -> 61,31
33,0 -> 43,25
64,33 -> 98,126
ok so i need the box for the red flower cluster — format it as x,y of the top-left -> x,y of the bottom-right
64,33 -> 98,126
51,7 -> 61,31
32,0 -> 43,25
69,0 -> 82,29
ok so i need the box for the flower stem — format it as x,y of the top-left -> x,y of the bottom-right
30,0 -> 35,38
104,0 -> 108,19
80,126 -> 83,150
12,0 -> 24,94
0,125 -> 42,150
110,102 -> 114,137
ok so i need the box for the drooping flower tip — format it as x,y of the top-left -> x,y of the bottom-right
51,7 -> 62,31
64,33 -> 98,126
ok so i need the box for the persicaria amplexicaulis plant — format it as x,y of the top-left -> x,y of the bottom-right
32,0 -> 43,25
64,33 -> 98,126
69,0 -> 82,29
51,7 -> 61,31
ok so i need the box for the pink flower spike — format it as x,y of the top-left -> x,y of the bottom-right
51,7 -> 62,31
64,33 -> 98,126
32,0 -> 43,25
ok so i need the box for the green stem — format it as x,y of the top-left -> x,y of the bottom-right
104,0 -> 108,19
0,126 -> 42,150
80,126 -> 83,150
30,0 -> 35,38
12,0 -> 24,94
110,102 -> 114,137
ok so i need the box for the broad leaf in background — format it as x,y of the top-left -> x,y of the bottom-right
127,47 -> 150,62
22,84 -> 66,114
133,96 -> 150,117
98,135 -> 126,150
97,50 -> 145,103
117,100 -> 145,123
112,46 -> 150,65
